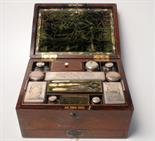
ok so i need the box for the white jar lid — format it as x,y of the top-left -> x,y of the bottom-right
85,61 -> 99,71
48,96 -> 57,102
36,62 -> 45,67
105,62 -> 114,68
92,96 -> 101,104
29,70 -> 44,81
106,71 -> 121,82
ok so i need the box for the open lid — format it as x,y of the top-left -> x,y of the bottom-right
30,4 -> 121,59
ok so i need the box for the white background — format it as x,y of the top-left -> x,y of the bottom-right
0,0 -> 155,141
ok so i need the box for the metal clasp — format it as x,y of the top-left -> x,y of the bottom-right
68,4 -> 83,7
69,112 -> 79,119
41,54 -> 57,59
93,54 -> 110,61
66,129 -> 82,138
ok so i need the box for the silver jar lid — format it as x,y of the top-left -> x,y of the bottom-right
105,62 -> 114,68
92,96 -> 101,104
106,71 -> 121,82
29,70 -> 45,81
48,96 -> 57,102
85,61 -> 99,71
36,62 -> 45,68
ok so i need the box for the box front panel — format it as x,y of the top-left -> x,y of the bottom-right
17,109 -> 132,138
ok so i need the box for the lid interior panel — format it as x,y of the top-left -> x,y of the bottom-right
35,8 -> 116,56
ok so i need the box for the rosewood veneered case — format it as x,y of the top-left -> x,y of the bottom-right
16,3 -> 134,138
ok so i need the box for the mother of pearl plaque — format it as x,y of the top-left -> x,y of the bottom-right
103,82 -> 125,104
45,72 -> 105,81
24,81 -> 47,102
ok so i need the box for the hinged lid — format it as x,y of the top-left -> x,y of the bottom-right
30,4 -> 121,59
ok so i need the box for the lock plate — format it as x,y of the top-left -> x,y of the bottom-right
66,129 -> 82,138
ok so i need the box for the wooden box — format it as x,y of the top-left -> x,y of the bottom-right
16,3 -> 134,138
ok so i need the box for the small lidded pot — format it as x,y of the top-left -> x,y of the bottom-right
105,62 -> 114,68
35,62 -> 45,71
92,96 -> 101,104
102,62 -> 114,72
48,96 -> 58,104
106,71 -> 121,82
85,61 -> 99,71
29,70 -> 45,81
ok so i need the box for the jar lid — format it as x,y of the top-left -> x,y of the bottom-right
48,96 -> 57,102
106,71 -> 121,82
92,96 -> 101,104
85,61 -> 99,71
29,70 -> 44,81
36,62 -> 45,67
105,62 -> 114,68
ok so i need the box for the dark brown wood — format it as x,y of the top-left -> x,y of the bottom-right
16,3 -> 134,138
17,109 -> 132,138
16,58 -> 133,138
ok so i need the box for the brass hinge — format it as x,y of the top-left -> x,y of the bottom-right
41,54 -> 58,59
93,54 -> 110,61
68,4 -> 83,7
